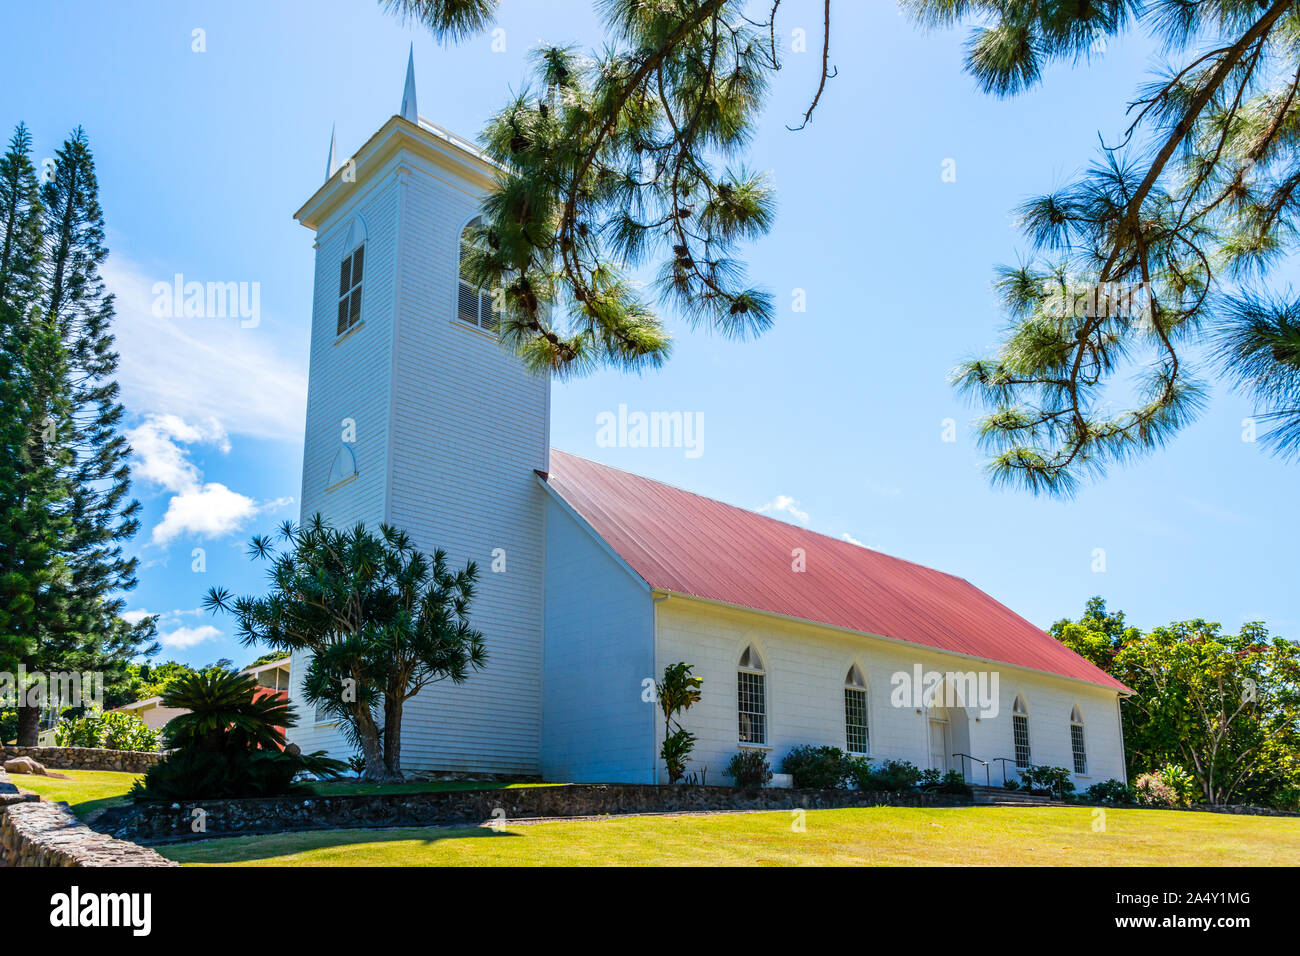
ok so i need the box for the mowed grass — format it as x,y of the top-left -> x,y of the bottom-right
7,769 -> 143,820
7,769 -> 548,807
159,805 -> 1300,867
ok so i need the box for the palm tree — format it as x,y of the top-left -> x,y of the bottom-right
133,669 -> 342,801
160,669 -> 292,753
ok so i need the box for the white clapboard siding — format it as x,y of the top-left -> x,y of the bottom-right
288,121 -> 549,774
540,492 -> 655,783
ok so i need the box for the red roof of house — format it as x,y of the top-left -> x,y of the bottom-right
544,450 -> 1129,693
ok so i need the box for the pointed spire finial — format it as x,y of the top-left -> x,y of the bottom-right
325,122 -> 338,180
400,43 -> 418,123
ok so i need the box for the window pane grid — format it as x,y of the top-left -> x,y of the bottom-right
738,671 -> 766,745
337,245 -> 364,335
1070,723 -> 1087,775
1013,713 -> 1031,768
844,687 -> 869,754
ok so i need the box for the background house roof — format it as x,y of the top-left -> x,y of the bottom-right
544,449 -> 1129,693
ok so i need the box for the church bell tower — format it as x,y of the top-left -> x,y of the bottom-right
288,49 -> 551,775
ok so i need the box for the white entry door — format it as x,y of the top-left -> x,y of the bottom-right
929,719 -> 949,772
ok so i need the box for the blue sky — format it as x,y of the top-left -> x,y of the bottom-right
4,1 -> 1295,667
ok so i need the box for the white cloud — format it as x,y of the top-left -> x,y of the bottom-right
127,414 -> 229,494
104,255 -> 307,443
158,624 -> 221,650
153,482 -> 260,544
128,412 -> 293,544
840,532 -> 865,547
758,495 -> 810,526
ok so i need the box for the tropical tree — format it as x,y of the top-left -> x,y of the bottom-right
1053,598 -> 1300,807
133,669 -> 343,801
1049,596 -> 1141,672
656,660 -> 703,783
1113,619 -> 1300,806
203,516 -> 486,782
902,0 -> 1300,491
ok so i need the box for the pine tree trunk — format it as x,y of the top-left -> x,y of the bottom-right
15,703 -> 40,747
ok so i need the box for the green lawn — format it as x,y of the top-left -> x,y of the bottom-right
159,805 -> 1300,867
7,769 -> 143,821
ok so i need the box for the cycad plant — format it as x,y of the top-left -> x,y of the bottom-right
132,670 -> 342,801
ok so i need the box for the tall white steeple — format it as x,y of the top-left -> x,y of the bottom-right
324,122 -> 338,179
400,44 -> 418,122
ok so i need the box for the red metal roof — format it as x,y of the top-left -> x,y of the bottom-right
544,450 -> 1129,693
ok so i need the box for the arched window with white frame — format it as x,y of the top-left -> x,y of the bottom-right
457,216 -> 500,331
737,645 -> 766,746
844,664 -> 869,755
1069,705 -> 1087,775
1012,695 -> 1031,768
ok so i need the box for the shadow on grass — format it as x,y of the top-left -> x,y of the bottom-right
161,825 -> 521,865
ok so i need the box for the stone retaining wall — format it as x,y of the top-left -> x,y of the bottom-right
0,799 -> 176,867
107,783 -> 965,844
3,745 -> 162,774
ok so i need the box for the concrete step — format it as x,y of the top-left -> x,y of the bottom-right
969,785 -> 1061,806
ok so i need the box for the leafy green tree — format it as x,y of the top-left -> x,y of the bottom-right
1113,619 -> 1300,805
903,0 -> 1300,490
1052,599 -> 1300,806
204,517 -> 486,782
382,0 -> 844,374
1049,596 -> 1141,671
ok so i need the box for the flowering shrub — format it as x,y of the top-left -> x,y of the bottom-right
1133,773 -> 1178,808
1134,764 -> 1200,807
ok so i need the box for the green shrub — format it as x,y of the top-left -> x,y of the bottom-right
1019,765 -> 1076,798
1002,775 -> 1020,791
842,755 -> 873,790
1158,764 -> 1200,806
1083,779 -> 1133,804
781,745 -> 848,789
847,758 -> 924,792
726,750 -> 773,790
54,710 -> 160,752
920,768 -> 973,798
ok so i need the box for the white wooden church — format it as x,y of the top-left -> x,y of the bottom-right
286,55 -> 1130,787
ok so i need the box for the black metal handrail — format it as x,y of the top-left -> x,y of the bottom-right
990,757 -> 1019,786
951,752 -> 989,786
